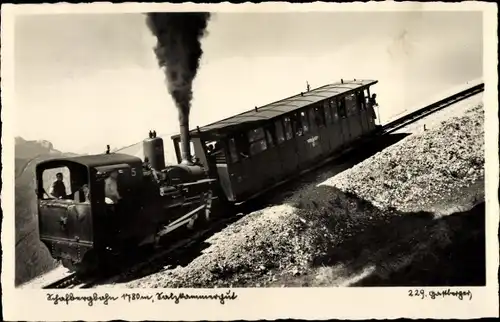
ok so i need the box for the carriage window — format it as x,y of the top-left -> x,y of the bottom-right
364,88 -> 370,104
265,126 -> 275,148
357,90 -> 366,110
330,99 -> 339,122
323,101 -> 332,124
207,140 -> 227,164
312,105 -> 326,128
235,134 -> 250,159
275,119 -> 285,144
228,138 -> 239,163
248,127 -> 265,142
248,127 -> 268,156
307,108 -> 317,131
345,93 -> 358,116
338,98 -> 347,119
283,117 -> 293,140
299,111 -> 309,134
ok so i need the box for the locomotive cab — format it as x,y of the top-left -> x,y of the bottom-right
35,154 -> 143,271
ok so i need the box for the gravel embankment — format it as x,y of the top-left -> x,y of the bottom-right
124,102 -> 484,288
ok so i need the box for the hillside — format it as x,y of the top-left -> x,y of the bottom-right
14,137 -> 78,286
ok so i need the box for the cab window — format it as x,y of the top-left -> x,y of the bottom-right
41,166 -> 72,200
39,164 -> 89,203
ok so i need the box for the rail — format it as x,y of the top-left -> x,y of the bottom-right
41,273 -> 78,289
381,83 -> 484,134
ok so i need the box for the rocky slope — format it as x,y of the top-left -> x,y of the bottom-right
123,102 -> 484,288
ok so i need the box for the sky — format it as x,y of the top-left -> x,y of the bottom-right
14,11 -> 483,154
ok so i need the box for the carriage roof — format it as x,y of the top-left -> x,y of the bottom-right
171,79 -> 377,141
36,153 -> 142,170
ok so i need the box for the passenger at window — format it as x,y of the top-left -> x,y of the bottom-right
369,94 -> 378,107
369,94 -> 378,119
49,172 -> 67,199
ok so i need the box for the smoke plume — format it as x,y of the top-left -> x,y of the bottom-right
145,12 -> 210,164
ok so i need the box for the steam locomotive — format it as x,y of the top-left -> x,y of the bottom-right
36,130 -> 217,273
36,79 -> 380,274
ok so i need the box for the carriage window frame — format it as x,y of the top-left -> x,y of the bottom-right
312,104 -> 326,128
264,124 -> 275,148
364,88 -> 371,107
330,99 -> 339,122
247,127 -> 268,156
283,116 -> 294,140
299,110 -> 310,134
228,137 -> 239,164
323,100 -> 332,124
357,90 -> 366,110
307,108 -> 318,132
345,93 -> 358,116
274,119 -> 286,144
337,97 -> 347,119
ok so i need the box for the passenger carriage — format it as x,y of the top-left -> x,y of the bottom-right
170,79 -> 380,204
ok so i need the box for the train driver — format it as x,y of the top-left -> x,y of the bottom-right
49,172 -> 67,199
104,170 -> 122,204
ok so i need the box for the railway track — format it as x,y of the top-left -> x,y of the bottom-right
41,82 -> 484,289
381,82 -> 484,134
41,271 -> 109,289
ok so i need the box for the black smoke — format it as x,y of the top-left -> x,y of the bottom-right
145,12 -> 210,163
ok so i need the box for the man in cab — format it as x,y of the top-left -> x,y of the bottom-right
49,172 -> 67,199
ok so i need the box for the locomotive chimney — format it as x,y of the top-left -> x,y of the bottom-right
179,117 -> 193,165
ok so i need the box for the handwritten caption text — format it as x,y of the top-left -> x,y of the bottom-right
46,290 -> 238,306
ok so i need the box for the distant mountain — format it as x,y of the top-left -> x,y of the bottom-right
15,136 -> 78,160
